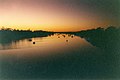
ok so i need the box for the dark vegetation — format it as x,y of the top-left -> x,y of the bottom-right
53,26 -> 120,53
75,26 -> 120,53
0,26 -> 120,51
1,26 -> 120,79
0,27 -> 54,45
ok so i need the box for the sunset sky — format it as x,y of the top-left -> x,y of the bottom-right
0,0 -> 120,32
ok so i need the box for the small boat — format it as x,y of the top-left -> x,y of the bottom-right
66,40 -> 68,42
62,35 -> 65,38
71,35 -> 74,38
33,42 -> 35,44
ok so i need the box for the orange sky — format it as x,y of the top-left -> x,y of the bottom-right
0,0 -> 120,32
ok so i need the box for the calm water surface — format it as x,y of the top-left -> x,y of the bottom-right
0,34 -> 94,50
0,34 -> 120,79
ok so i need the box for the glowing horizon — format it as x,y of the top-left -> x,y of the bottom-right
0,0 -> 120,32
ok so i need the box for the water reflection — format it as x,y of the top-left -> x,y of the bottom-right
0,34 -> 78,50
0,33 -> 120,79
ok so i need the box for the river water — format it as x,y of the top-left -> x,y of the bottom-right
0,34 -> 120,79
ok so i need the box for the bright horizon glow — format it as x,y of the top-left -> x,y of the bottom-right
0,0 -> 120,32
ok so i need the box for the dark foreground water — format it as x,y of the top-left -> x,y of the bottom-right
0,34 -> 120,79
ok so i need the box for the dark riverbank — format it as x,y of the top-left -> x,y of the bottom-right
74,26 -> 120,53
1,26 -> 120,50
0,29 -> 54,45
0,26 -> 120,79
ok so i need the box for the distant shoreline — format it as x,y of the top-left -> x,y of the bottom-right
0,26 -> 120,48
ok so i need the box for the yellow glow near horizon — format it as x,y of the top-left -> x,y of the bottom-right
0,0 -> 119,32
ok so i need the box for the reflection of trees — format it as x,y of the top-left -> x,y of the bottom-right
0,27 -> 54,45
75,26 -> 120,53
1,27 -> 120,78
1,26 -> 120,52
